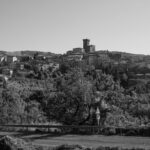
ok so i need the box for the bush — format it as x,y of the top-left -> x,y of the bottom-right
0,135 -> 35,150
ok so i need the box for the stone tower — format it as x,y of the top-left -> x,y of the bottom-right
83,39 -> 90,53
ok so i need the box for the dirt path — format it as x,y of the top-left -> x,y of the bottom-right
0,131 -> 150,149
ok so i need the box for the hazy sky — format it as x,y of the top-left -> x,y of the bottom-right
0,0 -> 150,54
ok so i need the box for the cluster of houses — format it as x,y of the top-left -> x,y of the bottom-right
64,39 -> 150,81
0,38 -> 150,86
64,38 -> 150,65
0,51 -> 60,86
64,39 -> 129,66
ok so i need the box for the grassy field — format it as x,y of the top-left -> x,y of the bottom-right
0,131 -> 150,149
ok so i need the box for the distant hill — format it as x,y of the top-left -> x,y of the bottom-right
0,50 -> 59,57
21,50 -> 58,57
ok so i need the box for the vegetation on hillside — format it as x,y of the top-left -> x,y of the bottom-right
0,51 -> 150,127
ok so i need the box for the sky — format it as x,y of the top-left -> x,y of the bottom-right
0,0 -> 150,55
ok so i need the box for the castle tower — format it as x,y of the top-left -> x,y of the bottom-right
83,39 -> 90,53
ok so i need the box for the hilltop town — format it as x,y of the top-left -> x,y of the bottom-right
0,39 -> 150,89
0,39 -> 150,129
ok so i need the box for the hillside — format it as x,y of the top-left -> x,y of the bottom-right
0,49 -> 150,128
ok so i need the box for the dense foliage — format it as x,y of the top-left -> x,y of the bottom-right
0,52 -> 150,128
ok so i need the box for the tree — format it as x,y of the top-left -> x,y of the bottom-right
42,68 -> 127,126
0,89 -> 25,124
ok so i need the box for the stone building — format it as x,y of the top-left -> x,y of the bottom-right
83,52 -> 98,65
73,48 -> 84,53
83,39 -> 95,53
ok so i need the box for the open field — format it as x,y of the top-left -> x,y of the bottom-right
0,132 -> 150,149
